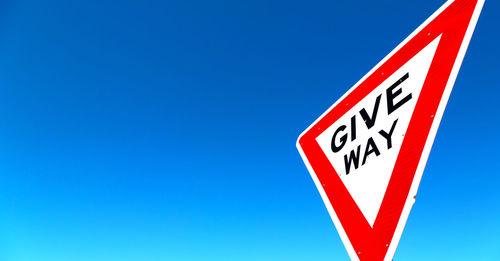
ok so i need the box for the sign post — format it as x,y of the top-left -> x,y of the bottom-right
296,0 -> 484,260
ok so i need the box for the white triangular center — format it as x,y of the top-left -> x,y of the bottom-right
316,36 -> 441,227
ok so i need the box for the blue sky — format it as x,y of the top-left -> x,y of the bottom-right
0,0 -> 498,260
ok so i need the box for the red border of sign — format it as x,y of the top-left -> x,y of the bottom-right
296,0 -> 484,260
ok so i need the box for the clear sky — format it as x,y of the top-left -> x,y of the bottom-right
0,0 -> 498,260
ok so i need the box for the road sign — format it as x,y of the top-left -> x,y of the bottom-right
296,0 -> 484,260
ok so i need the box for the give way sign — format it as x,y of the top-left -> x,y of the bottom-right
296,0 -> 484,260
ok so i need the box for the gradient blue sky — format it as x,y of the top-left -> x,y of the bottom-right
0,0 -> 498,260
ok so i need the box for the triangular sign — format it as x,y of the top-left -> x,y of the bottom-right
296,0 -> 484,260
